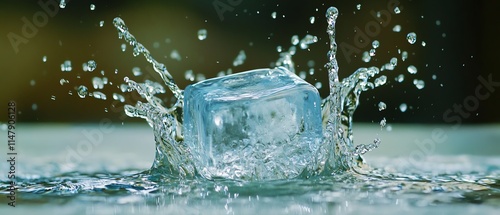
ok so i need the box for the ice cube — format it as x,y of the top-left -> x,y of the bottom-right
183,67 -> 322,180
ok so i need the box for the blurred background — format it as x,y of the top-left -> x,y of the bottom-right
0,0 -> 498,124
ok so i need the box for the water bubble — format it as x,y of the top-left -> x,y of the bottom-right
77,85 -> 89,98
59,79 -> 69,85
271,11 -> 277,19
362,51 -> 371,63
315,82 -> 322,89
99,21 -> 104,27
197,29 -> 207,41
407,32 -> 417,44
30,80 -> 36,86
170,50 -> 182,61
378,102 -> 387,111
356,4 -> 361,10
372,40 -> 380,49
299,35 -> 318,49
392,25 -> 401,32
132,67 -> 142,76
184,70 -> 195,81
394,7 -> 401,14
42,56 -> 47,62
309,16 -> 315,24
92,77 -> 104,89
413,79 -> 425,89
59,0 -> 66,8
87,60 -> 97,72
113,93 -> 125,102
233,50 -> 246,67
90,4 -> 95,11
60,60 -> 72,72
121,43 -> 126,52
407,65 -> 417,74
291,35 -> 299,45
399,103 -> 408,112
401,51 -> 408,61
32,103 -> 38,111
92,91 -> 107,100
396,74 -> 405,82
374,75 -> 387,87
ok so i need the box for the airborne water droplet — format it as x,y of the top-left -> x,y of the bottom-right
42,56 -> 47,62
407,65 -> 418,74
394,7 -> 401,14
99,21 -> 104,27
170,50 -> 182,61
390,57 -> 398,67
380,118 -> 387,128
92,91 -> 107,100
396,74 -> 405,82
362,51 -> 371,63
309,16 -> 315,24
60,60 -> 72,72
132,67 -> 142,76
184,70 -> 195,81
407,32 -> 417,44
59,0 -> 66,8
399,103 -> 408,112
299,35 -> 318,49
393,25 -> 401,32
121,44 -> 126,52
401,51 -> 408,61
59,78 -> 69,85
233,50 -> 246,67
356,4 -> 361,10
372,40 -> 380,49
90,4 -> 95,11
291,35 -> 299,45
369,49 -> 376,56
413,79 -> 425,89
92,77 -> 104,89
197,29 -> 207,41
378,102 -> 387,111
77,85 -> 89,98
271,11 -> 277,19
87,60 -> 97,72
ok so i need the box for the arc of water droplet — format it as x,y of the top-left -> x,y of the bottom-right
112,17 -> 184,106
325,7 -> 340,92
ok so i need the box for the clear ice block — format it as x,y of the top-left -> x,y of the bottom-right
183,67 -> 322,180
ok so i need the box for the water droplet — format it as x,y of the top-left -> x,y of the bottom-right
51,95 -> 56,100
59,0 -> 66,8
309,16 -> 315,24
399,103 -> 408,112
394,7 -> 401,14
396,74 -> 405,82
112,93 -> 125,102
362,51 -> 371,63
413,79 -> 425,89
87,60 -> 97,72
197,29 -> 207,41
309,68 -> 315,75
42,56 -> 47,62
77,85 -> 89,98
436,20 -> 441,26
374,75 -> 387,87
401,51 -> 408,61
356,4 -> 361,10
380,118 -> 387,128
291,35 -> 299,45
407,65 -> 417,74
132,67 -> 142,76
315,82 -> 322,89
407,32 -> 417,44
92,91 -> 107,100
184,70 -> 195,81
307,60 -> 315,68
390,57 -> 398,67
369,49 -> 376,57
92,77 -> 104,89
442,33 -> 447,38
378,102 -> 387,111
60,60 -> 72,72
31,103 -> 38,111
372,40 -> 380,49
30,80 -> 36,86
271,11 -> 277,19
299,71 -> 307,79
99,20 -> 104,27
392,25 -> 401,32
421,41 -> 426,47
170,50 -> 182,61
121,43 -> 126,52
59,79 -> 69,85
195,73 -> 206,82
90,4 -> 95,11
432,74 -> 437,80
233,50 -> 246,67
120,84 -> 131,92
276,46 -> 282,53
299,35 -> 318,49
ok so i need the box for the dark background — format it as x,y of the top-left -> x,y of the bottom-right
0,0 -> 498,124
